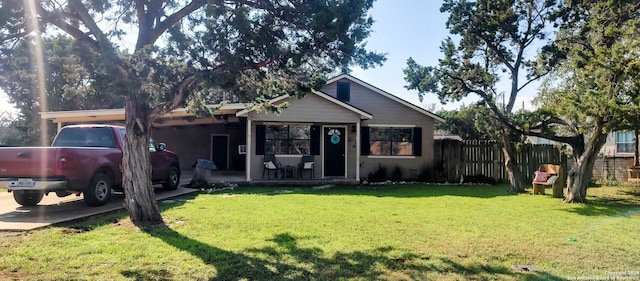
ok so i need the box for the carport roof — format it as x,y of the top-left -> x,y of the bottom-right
40,103 -> 248,126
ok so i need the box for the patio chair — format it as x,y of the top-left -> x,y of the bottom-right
262,154 -> 281,179
298,155 -> 315,179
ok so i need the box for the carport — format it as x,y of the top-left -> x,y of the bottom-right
40,104 -> 249,174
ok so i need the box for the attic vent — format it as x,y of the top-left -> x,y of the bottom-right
337,82 -> 350,102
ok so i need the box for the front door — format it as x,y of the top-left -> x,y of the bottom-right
211,135 -> 229,170
324,127 -> 345,177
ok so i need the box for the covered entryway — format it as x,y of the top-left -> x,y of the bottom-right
239,91 -> 372,182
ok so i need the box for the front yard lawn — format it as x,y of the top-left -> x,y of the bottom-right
1,184 -> 639,280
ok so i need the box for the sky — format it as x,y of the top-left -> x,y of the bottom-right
0,0 -> 538,116
350,0 -> 537,112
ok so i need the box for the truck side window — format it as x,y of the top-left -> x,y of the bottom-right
149,139 -> 157,152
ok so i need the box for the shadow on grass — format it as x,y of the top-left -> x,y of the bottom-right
140,227 -> 563,280
55,191 -> 196,233
562,187 -> 640,217
230,184 -> 517,199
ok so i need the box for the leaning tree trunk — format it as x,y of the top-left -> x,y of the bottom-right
565,130 -> 608,203
122,95 -> 163,225
500,127 -> 525,193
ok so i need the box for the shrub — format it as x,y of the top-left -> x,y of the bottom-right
390,165 -> 403,181
367,164 -> 388,182
417,163 -> 434,182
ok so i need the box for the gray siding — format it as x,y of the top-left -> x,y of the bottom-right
322,78 -> 438,179
248,93 -> 362,123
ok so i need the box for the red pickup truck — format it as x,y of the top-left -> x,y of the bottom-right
0,124 -> 181,207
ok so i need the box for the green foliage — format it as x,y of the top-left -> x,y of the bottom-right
536,1 -> 640,136
0,0 -> 386,139
416,163 -> 435,182
404,0 -> 558,190
404,0 -> 557,114
0,35 -> 125,112
367,164 -> 388,182
527,0 -> 640,202
389,165 -> 402,181
435,103 -> 501,140
366,164 -> 404,182
0,35 -> 127,144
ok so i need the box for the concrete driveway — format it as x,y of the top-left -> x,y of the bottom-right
0,184 -> 198,232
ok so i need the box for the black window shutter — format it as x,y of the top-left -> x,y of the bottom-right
310,126 -> 321,155
360,126 -> 369,155
256,125 -> 266,155
337,82 -> 350,101
413,127 -> 422,156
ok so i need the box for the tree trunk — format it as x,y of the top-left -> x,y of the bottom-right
634,127 -> 639,167
122,95 -> 163,225
500,127 -> 525,193
565,129 -> 608,203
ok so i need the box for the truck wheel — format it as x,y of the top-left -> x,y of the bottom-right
162,166 -> 181,191
13,191 -> 44,207
84,173 -> 112,207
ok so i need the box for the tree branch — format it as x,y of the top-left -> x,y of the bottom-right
517,69 -> 550,92
67,0 -> 110,48
149,58 -> 273,122
31,2 -> 101,51
136,0 -> 208,50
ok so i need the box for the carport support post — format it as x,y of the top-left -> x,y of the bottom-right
245,119 -> 252,182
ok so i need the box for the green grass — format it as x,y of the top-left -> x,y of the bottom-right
1,184 -> 639,280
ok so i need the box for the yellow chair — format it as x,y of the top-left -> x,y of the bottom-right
532,164 -> 564,198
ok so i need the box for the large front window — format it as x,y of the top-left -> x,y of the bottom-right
617,131 -> 634,153
265,124 -> 310,154
369,127 -> 414,156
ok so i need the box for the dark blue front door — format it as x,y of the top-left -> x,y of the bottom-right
324,127 -> 345,177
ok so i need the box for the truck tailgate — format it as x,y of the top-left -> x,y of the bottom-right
0,147 -> 60,177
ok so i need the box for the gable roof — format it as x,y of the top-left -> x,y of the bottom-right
236,90 -> 373,120
326,74 -> 445,123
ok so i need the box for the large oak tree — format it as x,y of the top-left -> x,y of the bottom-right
403,0 -> 559,193
0,0 -> 384,225
530,0 -> 640,202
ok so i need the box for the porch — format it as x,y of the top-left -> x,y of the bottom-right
180,169 -> 358,186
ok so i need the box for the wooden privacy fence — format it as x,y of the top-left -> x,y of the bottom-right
433,140 -> 568,183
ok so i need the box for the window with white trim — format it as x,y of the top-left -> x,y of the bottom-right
369,127 -> 414,156
265,124 -> 310,154
617,131 -> 634,153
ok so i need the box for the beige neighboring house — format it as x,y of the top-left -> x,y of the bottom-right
41,74 -> 444,182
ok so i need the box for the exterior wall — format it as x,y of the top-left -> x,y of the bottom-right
250,94 -> 363,123
600,131 -> 638,158
593,156 -> 634,182
601,133 -> 620,157
152,122 -> 246,171
322,78 -> 438,179
247,93 -> 362,180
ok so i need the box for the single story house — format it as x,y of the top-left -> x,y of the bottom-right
41,74 -> 444,182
